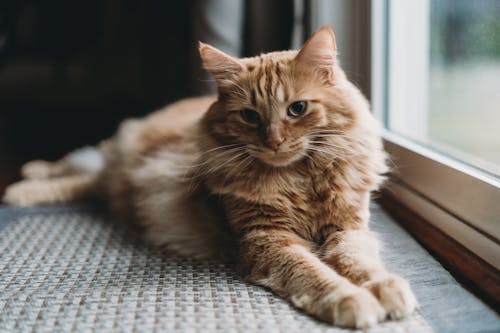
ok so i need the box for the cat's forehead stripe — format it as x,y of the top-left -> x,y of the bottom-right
273,62 -> 288,102
250,88 -> 257,106
247,57 -> 293,108
264,62 -> 274,103
258,74 -> 266,103
275,84 -> 285,102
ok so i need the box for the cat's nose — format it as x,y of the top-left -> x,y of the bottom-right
265,138 -> 284,151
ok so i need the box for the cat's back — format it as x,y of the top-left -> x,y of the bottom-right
100,96 -> 216,219
147,95 -> 217,135
116,95 -> 216,156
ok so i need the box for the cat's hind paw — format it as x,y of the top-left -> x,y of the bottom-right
3,180 -> 41,206
21,160 -> 53,179
363,274 -> 417,320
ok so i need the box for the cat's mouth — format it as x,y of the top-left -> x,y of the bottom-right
249,148 -> 306,167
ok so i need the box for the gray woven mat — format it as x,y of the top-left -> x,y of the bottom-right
0,205 -> 498,333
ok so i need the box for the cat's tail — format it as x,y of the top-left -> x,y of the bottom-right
2,144 -> 107,206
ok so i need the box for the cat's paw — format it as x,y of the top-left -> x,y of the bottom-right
21,160 -> 53,179
363,274 -> 417,320
314,287 -> 385,328
3,180 -> 43,206
333,288 -> 386,328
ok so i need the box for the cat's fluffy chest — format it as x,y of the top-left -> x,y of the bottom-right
207,162 -> 364,242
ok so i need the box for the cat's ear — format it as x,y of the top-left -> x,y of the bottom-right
294,26 -> 337,83
199,42 -> 243,86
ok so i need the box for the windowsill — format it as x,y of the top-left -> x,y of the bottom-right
377,190 -> 500,311
380,131 -> 500,310
382,132 -> 500,271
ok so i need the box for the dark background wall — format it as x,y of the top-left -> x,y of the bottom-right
0,0 -> 295,191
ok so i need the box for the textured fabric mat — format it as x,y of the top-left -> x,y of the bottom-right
0,204 -> 498,333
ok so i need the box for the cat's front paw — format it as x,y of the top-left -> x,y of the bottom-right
334,288 -> 386,328
314,287 -> 385,328
363,274 -> 417,320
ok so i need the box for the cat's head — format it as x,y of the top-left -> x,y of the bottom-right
199,26 -> 363,169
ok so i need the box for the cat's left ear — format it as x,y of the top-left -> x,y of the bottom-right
199,42 -> 243,87
294,26 -> 337,83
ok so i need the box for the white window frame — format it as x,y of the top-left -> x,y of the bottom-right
311,0 -> 500,270
372,0 -> 500,269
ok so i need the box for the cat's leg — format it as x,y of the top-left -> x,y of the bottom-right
21,146 -> 105,180
320,229 -> 417,320
3,173 -> 98,206
239,229 -> 385,328
21,159 -> 79,179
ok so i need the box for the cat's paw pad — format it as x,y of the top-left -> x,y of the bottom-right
320,287 -> 385,328
364,275 -> 417,320
21,160 -> 53,179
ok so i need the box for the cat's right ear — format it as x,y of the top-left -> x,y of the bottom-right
294,26 -> 337,84
199,42 -> 243,87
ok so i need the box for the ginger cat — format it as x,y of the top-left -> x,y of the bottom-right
3,27 -> 416,328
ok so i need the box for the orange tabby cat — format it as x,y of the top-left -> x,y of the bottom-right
3,27 -> 416,328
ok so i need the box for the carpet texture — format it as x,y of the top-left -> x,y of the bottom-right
0,204 -> 498,333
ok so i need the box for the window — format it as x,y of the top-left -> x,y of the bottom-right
387,0 -> 500,177
372,0 -> 500,269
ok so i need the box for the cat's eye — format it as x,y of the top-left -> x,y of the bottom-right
287,101 -> 308,118
240,109 -> 261,124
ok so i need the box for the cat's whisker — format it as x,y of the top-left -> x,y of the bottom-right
232,155 -> 254,175
308,141 -> 358,157
306,146 -> 349,163
199,144 -> 244,157
311,134 -> 348,138
184,148 -> 247,189
169,145 -> 244,171
315,134 -> 361,143
308,136 -> 357,148
308,140 -> 348,148
310,135 -> 351,141
309,129 -> 343,134
198,148 -> 246,167
182,148 -> 246,185
196,156 -> 246,182
309,131 -> 344,137
241,156 -> 255,170
221,155 -> 255,188
188,148 -> 249,180
316,147 -> 357,160
302,152 -> 317,165
179,145 -> 246,170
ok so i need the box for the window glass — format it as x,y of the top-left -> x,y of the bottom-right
388,0 -> 500,176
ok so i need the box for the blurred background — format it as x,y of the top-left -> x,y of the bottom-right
427,0 -> 500,174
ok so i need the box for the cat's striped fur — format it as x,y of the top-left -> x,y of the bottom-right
3,27 -> 416,328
